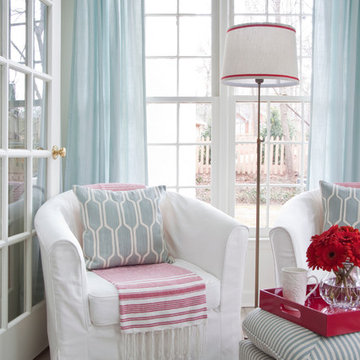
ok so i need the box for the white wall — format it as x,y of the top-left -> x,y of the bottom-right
242,239 -> 276,306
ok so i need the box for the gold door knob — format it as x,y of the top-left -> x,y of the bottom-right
52,145 -> 66,159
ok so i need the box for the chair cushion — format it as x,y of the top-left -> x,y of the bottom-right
87,259 -> 220,326
73,185 -> 170,269
320,180 -> 360,231
243,308 -> 360,360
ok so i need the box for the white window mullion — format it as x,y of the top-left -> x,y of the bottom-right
47,1 -> 61,197
210,0 -> 219,208
2,156 -> 8,328
211,0 -> 219,97
210,97 -> 220,208
27,0 -> 34,68
216,91 -> 235,215
176,0 -> 180,97
7,60 -> 32,75
2,65 -> 8,150
40,0 -> 53,7
25,157 -> 33,312
1,56 -> 8,328
176,103 -> 180,192
1,0 -> 8,57
229,0 -> 234,26
265,101 -> 271,230
234,95 -> 311,102
301,101 -> 305,189
147,96 -> 216,102
214,0 -> 234,215
47,2 -> 53,77
25,0 -> 34,310
175,1 -> 180,193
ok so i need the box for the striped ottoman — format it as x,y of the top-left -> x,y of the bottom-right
239,340 -> 274,359
240,308 -> 360,360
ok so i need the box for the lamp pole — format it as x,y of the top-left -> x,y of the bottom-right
255,78 -> 264,308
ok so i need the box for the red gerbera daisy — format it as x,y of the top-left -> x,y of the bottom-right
315,239 -> 349,271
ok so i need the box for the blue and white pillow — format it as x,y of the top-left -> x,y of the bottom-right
320,180 -> 360,231
73,185 -> 169,270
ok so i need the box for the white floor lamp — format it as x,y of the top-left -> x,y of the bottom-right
221,23 -> 299,307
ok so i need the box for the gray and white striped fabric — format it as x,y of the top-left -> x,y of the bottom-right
239,340 -> 274,359
243,308 -> 360,360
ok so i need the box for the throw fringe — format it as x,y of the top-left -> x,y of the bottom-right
119,322 -> 206,360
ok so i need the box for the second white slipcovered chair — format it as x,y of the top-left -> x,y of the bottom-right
269,189 -> 327,286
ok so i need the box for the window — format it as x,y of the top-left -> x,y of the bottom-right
145,0 -> 313,235
145,0 -> 213,202
233,0 -> 313,234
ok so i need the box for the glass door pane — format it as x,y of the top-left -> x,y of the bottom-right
8,158 -> 26,237
9,70 -> 26,149
32,235 -> 44,306
33,78 -> 47,149
32,158 -> 46,225
9,0 -> 27,64
32,159 -> 46,306
34,0 -> 48,72
8,241 -> 25,322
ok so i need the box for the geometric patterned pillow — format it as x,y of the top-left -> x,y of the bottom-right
320,180 -> 360,231
73,185 -> 170,270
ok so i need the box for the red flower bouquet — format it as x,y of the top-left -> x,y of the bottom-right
306,225 -> 360,308
307,225 -> 360,271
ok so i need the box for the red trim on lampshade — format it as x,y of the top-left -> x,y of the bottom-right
228,23 -> 296,33
221,74 -> 299,81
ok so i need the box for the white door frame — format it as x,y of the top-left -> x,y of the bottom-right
0,0 -> 61,358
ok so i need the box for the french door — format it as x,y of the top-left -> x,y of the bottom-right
0,0 -> 61,359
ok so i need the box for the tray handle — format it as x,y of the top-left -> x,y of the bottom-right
280,304 -> 301,318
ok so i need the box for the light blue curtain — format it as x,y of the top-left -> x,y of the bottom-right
64,0 -> 147,189
308,0 -> 360,189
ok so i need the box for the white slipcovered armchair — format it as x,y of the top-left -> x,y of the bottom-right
269,189 -> 327,286
34,187 -> 248,360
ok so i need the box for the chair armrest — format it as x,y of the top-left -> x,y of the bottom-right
160,192 -> 248,282
220,226 -> 248,350
269,189 -> 323,286
160,193 -> 248,358
34,199 -> 91,344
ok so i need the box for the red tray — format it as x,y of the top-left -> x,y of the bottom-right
260,285 -> 360,337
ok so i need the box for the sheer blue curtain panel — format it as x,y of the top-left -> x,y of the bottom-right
309,0 -> 360,189
64,0 -> 147,189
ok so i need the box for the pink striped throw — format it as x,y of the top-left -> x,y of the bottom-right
94,263 -> 207,332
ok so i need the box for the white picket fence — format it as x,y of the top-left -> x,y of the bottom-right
196,136 -> 211,174
196,136 -> 307,176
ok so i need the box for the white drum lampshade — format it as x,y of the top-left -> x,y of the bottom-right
221,23 -> 299,87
